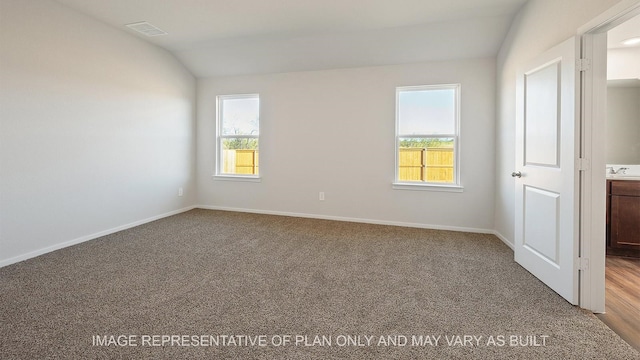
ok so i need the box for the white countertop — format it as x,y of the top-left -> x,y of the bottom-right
606,175 -> 640,181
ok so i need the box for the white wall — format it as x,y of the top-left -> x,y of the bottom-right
495,0 -> 622,245
0,0 -> 197,266
606,86 -> 640,163
198,59 -> 496,232
608,47 -> 640,79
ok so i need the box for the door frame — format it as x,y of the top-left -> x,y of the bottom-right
577,0 -> 640,313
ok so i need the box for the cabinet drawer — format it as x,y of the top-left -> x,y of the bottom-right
610,181 -> 640,196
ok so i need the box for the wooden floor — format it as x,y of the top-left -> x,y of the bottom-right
596,256 -> 640,351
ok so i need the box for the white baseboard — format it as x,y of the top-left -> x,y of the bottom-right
197,205 -> 496,235
492,230 -> 514,250
2,205 -> 512,269
0,205 -> 197,268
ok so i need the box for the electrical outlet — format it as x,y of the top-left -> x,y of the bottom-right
178,187 -> 183,197
319,192 -> 325,201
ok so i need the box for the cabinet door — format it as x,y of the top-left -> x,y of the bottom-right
606,180 -> 611,246
610,195 -> 640,253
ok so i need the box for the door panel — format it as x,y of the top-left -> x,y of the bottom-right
525,61 -> 561,167
524,186 -> 560,265
515,37 -> 579,304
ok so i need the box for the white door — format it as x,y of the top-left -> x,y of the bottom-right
514,37 -> 579,304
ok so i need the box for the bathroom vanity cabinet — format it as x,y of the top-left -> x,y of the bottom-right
607,180 -> 640,258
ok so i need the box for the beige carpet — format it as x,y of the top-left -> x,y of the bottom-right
1,209 -> 638,359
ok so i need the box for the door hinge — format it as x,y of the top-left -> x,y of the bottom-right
578,257 -> 590,271
577,58 -> 591,72
577,158 -> 590,171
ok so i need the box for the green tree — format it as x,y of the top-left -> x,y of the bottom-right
399,138 -> 453,148
222,138 -> 258,150
223,126 -> 259,150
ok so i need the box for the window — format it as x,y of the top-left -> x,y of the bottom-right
394,84 -> 461,190
216,94 -> 260,179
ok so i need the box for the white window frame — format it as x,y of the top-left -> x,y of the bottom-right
214,93 -> 261,182
393,84 -> 462,192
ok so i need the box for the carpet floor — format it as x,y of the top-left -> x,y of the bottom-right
1,209 -> 638,359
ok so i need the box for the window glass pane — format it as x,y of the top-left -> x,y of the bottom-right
398,137 -> 454,183
221,138 -> 259,175
221,97 -> 259,135
398,88 -> 455,135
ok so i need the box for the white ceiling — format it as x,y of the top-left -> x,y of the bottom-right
608,13 -> 640,49
54,0 -> 528,77
607,13 -> 640,81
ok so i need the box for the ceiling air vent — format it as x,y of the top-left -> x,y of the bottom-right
125,22 -> 167,37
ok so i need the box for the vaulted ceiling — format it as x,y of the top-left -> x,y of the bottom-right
54,0 -> 528,77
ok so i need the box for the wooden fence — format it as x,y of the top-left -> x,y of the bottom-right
222,148 -> 452,182
399,147 -> 454,183
223,149 -> 259,175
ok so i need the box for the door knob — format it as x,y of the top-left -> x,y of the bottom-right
511,171 -> 522,178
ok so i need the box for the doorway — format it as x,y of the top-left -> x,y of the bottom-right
580,2 -> 640,351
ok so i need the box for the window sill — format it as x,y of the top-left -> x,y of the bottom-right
213,175 -> 261,183
392,182 -> 464,193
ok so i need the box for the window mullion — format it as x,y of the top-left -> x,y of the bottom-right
220,134 -> 259,139
398,134 -> 456,138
